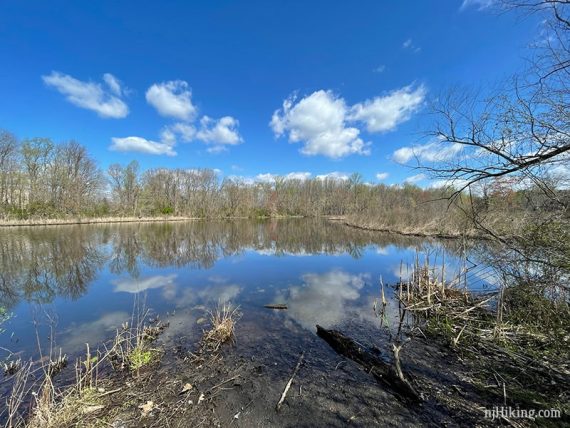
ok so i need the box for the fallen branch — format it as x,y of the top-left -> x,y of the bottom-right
264,304 -> 288,310
316,325 -> 421,403
276,351 -> 304,411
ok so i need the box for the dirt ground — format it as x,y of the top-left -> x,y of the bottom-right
69,311 -> 570,428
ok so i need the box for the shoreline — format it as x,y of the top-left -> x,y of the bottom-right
0,215 -> 482,240
0,214 -> 312,228
329,217 -> 484,240
0,216 -> 204,228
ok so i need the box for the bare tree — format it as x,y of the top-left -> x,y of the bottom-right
420,1 -> 570,284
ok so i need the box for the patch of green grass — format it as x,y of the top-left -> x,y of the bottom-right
128,347 -> 159,371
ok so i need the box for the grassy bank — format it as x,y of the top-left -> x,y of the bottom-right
331,216 -> 482,239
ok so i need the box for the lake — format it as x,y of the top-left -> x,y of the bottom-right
0,219 -> 495,376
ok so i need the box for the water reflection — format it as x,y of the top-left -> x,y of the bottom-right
1,219 -> 455,310
275,270 -> 370,330
0,218 -> 494,365
61,311 -> 130,351
112,274 -> 178,294
0,227 -> 106,308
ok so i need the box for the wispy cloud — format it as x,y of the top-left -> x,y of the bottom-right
404,173 -> 427,184
255,172 -> 312,183
316,172 -> 351,181
42,71 -> 129,118
402,38 -> 421,53
392,141 -> 463,164
110,136 -> 176,156
349,84 -> 426,133
376,172 -> 389,180
460,0 -> 495,11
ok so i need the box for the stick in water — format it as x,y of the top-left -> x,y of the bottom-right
276,351 -> 305,411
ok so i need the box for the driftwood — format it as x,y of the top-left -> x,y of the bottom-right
264,304 -> 288,310
276,351 -> 304,411
316,325 -> 421,403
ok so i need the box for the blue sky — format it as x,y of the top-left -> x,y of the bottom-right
0,0 -> 542,185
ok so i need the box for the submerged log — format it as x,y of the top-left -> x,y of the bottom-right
264,304 -> 288,310
316,325 -> 421,403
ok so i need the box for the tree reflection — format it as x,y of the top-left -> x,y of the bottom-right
0,227 -> 106,309
0,219 -> 468,309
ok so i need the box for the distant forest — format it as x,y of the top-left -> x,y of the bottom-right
0,130 -> 452,221
1,129 -> 558,238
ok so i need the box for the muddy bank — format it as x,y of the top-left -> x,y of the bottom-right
49,326 -> 492,427
14,307 -> 567,428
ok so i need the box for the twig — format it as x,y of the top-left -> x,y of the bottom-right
276,352 -> 304,412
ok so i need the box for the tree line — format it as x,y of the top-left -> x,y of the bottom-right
0,129 -> 465,225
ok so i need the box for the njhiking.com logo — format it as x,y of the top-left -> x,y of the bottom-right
484,406 -> 561,421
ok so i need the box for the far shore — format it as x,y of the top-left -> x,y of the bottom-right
0,215 -> 204,228
0,215 -> 482,240
0,214 -> 307,228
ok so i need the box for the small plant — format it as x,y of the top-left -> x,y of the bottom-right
202,303 -> 240,352
107,315 -> 167,373
128,347 -> 158,371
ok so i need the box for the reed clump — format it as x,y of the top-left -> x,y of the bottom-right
396,252 -> 570,414
202,303 -> 240,353
108,320 -> 167,373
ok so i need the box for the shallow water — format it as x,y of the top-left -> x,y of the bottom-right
0,219 -> 495,364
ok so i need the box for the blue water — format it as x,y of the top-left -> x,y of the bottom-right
0,219 -> 494,363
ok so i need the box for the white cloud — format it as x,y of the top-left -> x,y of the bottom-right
270,90 -> 369,159
376,172 -> 389,180
271,84 -> 425,158
461,0 -> 495,10
404,173 -> 427,184
145,80 -> 197,121
42,71 -> 129,118
196,116 -> 243,153
428,178 -> 471,190
161,122 -> 196,144
120,116 -> 240,156
392,141 -> 463,164
374,65 -> 386,73
349,85 -> 426,133
285,172 -> 312,180
402,38 -> 421,53
103,73 -> 123,96
316,172 -> 350,181
110,136 -> 176,156
255,172 -> 312,183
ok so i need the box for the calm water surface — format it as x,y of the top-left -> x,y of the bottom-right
0,219 -> 493,363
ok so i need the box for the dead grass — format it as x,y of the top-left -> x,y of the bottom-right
0,216 -> 199,228
202,303 -> 240,353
